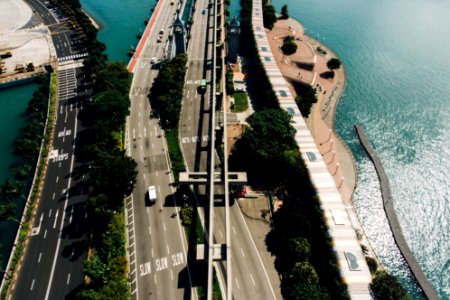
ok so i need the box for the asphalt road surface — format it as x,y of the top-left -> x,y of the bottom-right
11,62 -> 92,300
179,0 -> 278,299
11,1 -> 92,299
126,1 -> 194,300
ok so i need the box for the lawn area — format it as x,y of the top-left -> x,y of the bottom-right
231,92 -> 248,112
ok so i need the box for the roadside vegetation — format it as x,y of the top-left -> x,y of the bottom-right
237,0 -> 351,298
294,85 -> 317,117
231,92 -> 248,112
148,54 -> 188,181
0,74 -> 56,298
76,60 -> 135,299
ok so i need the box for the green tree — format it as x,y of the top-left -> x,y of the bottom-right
284,282 -> 330,300
90,150 -> 137,207
290,261 -> 319,284
371,270 -> 409,300
263,4 -> 277,29
281,4 -> 289,19
90,90 -> 130,132
288,237 -> 311,262
281,36 -> 297,55
327,58 -> 341,70
0,203 -> 17,222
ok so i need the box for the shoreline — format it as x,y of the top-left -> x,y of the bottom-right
82,8 -> 100,30
266,17 -> 384,267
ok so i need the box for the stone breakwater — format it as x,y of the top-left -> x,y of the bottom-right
355,124 -> 439,300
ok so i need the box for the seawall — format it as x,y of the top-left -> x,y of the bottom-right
355,124 -> 439,300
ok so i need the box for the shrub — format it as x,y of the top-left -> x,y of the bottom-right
281,36 -> 297,55
371,270 -> 409,300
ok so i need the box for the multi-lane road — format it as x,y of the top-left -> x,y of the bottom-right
126,1 -> 194,299
10,0 -> 92,299
179,0 -> 278,299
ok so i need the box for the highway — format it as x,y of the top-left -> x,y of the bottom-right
179,0 -> 278,299
10,0 -> 92,299
126,1 -> 194,299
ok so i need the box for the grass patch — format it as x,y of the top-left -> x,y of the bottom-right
231,92 -> 248,112
165,128 -> 185,181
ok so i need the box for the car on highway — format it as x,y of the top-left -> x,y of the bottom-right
202,9 -> 206,15
148,185 -> 157,204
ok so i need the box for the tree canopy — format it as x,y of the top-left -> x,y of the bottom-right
371,271 -> 409,300
281,36 -> 297,55
327,58 -> 341,70
281,5 -> 289,19
263,4 -> 277,29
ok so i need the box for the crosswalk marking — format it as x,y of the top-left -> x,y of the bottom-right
181,135 -> 210,143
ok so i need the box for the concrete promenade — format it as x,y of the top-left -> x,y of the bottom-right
355,125 -> 439,300
251,0 -> 372,298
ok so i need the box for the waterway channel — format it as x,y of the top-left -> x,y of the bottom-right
0,82 -> 38,270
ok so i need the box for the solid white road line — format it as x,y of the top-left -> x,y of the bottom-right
53,210 -> 59,228
30,279 -> 35,291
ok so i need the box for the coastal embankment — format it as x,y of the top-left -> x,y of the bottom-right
355,125 -> 439,300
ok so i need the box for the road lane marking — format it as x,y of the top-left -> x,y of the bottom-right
171,270 -> 174,281
167,245 -> 170,254
38,252 -> 42,263
53,209 -> 59,228
250,273 -> 255,286
144,127 -> 147,137
44,229 -> 47,239
240,248 -> 245,257
163,223 -> 166,232
151,248 -> 154,258
148,226 -> 151,236
30,279 -> 35,291
56,176 -> 59,183
235,278 -> 240,289
219,230 -> 223,238
232,226 -> 236,235
48,209 -> 52,217
66,273 -> 71,285
154,274 -> 157,284
45,104 -> 80,300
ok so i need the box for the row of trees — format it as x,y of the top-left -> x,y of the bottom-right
237,0 -> 351,298
77,61 -> 136,299
53,0 -> 108,73
229,109 -> 349,299
0,75 -> 50,224
149,54 -> 188,129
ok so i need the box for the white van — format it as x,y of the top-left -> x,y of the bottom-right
148,185 -> 157,203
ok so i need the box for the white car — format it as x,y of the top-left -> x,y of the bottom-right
150,57 -> 157,64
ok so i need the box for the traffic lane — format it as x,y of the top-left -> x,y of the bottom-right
11,151 -> 73,300
24,0 -> 57,24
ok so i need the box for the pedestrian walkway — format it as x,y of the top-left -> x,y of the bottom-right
251,0 -> 372,298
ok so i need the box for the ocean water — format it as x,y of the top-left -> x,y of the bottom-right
80,0 -> 157,62
269,0 -> 450,298
0,82 -> 38,270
